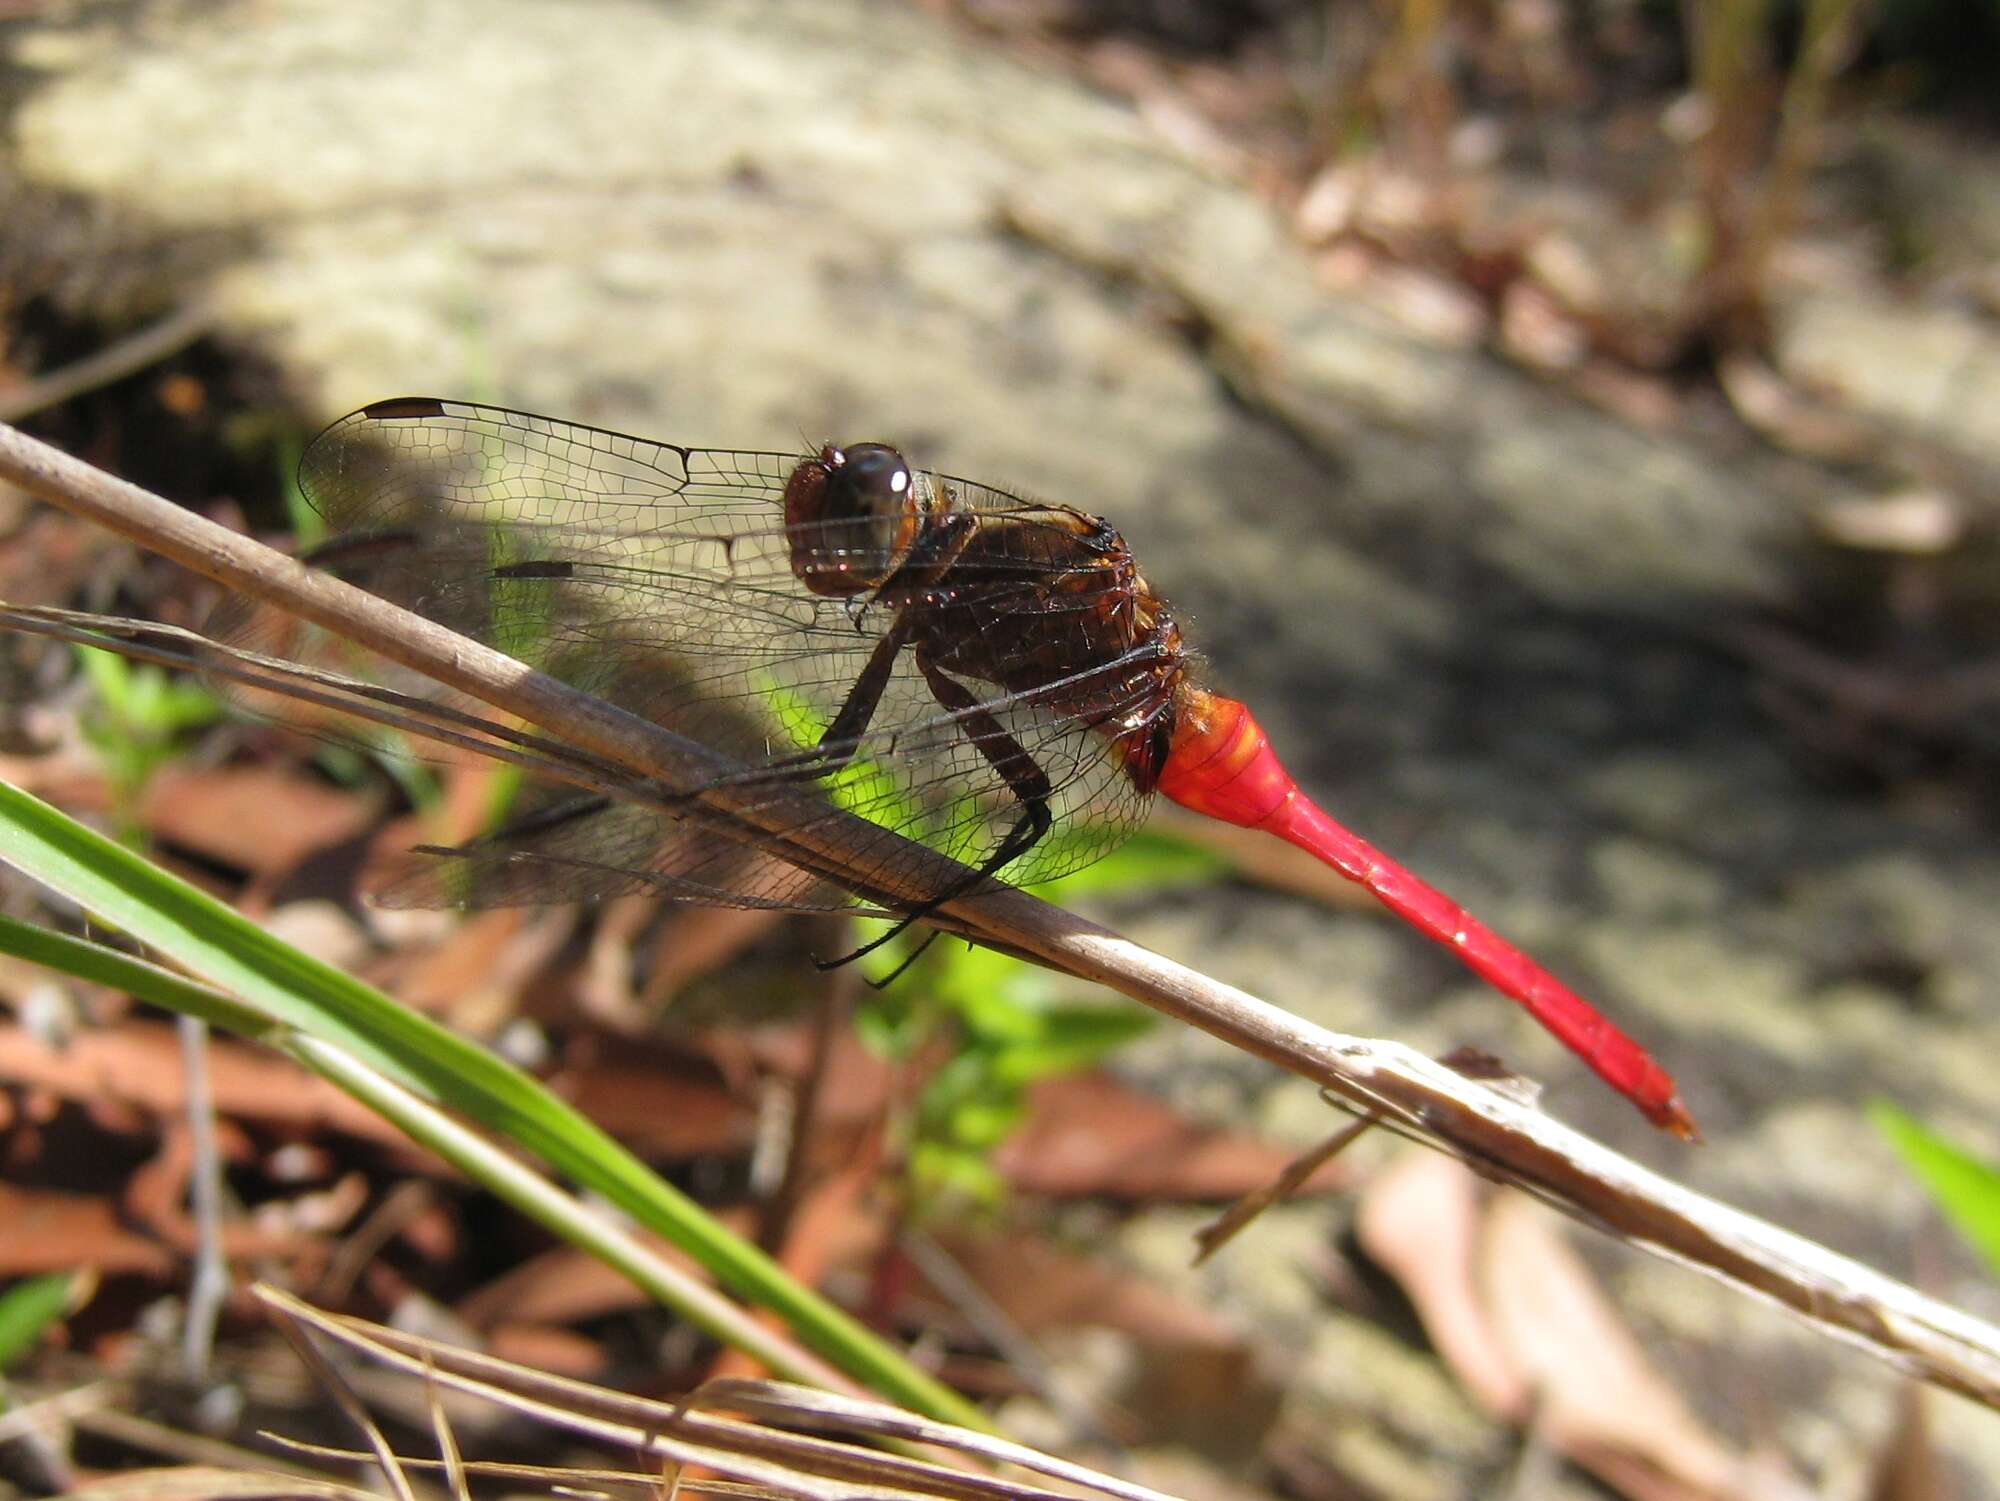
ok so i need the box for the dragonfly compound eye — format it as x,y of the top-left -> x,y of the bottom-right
834,443 -> 911,511
811,442 -> 918,581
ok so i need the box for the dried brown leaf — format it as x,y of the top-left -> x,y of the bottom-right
1481,1192 -> 1780,1501
931,1229 -> 1243,1352
141,765 -> 379,877
0,1020 -> 415,1149
1359,1155 -> 1812,1501
1866,1382 -> 1951,1501
1356,1152 -> 1525,1414
0,1181 -> 174,1276
998,1071 -> 1355,1202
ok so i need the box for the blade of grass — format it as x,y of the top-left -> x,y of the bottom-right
0,1273 -> 75,1373
283,1031 -> 855,1389
0,914 -> 272,1036
0,916 -> 853,1395
0,780 -> 985,1428
1871,1100 -> 2000,1276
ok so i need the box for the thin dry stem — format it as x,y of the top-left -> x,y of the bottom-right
4,418 -> 2000,1409
257,1285 -> 1189,1501
0,299 -> 214,424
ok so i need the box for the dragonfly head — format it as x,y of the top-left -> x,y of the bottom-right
784,441 -> 923,596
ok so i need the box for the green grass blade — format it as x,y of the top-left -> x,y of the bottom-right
0,1273 -> 74,1372
1871,1099 -> 2000,1276
0,778 -> 984,1426
0,914 -> 273,1037
279,1032 -> 849,1387
0,915 -> 842,1388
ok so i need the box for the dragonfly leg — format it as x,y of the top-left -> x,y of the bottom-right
804,621 -> 907,770
817,654 -> 1054,969
861,926 -> 947,987
754,514 -> 979,784
701,622 -> 911,791
913,654 -> 1056,817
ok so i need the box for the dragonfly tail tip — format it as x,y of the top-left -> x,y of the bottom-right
1652,1094 -> 1701,1142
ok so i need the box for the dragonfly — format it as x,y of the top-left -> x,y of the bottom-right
212,396 -> 1692,1137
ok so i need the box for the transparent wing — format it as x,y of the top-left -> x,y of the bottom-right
220,397 -> 1156,910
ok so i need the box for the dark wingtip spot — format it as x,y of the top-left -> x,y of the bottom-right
361,397 -> 448,421
492,560 -> 574,580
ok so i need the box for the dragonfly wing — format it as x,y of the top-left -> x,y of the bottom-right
300,397 -> 792,536
368,790 -> 875,913
247,399 -> 1158,905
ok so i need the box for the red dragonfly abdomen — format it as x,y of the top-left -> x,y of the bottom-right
1155,688 -> 1695,1138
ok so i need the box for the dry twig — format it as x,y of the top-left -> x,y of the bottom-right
3,418 -> 1999,1409
250,1283 -> 1188,1501
0,299 -> 215,424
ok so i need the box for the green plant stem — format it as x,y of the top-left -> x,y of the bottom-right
0,780 -> 986,1429
281,1032 -> 857,1388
